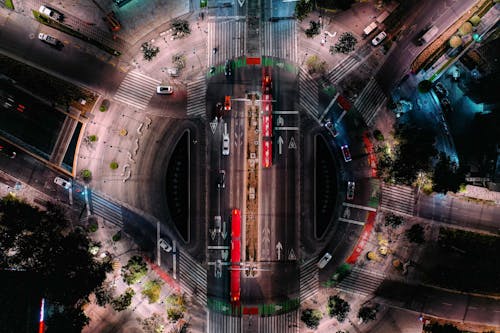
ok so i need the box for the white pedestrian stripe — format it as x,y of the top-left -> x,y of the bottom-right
263,19 -> 298,63
300,257 -> 319,301
354,77 -> 387,126
380,183 -> 416,216
327,56 -> 360,84
208,18 -> 246,66
336,267 -> 386,296
178,252 -> 207,306
113,71 -> 161,110
298,68 -> 319,118
187,76 -> 207,117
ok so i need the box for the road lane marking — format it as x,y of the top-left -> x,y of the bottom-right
207,245 -> 230,250
338,217 -> 365,225
342,202 -> 377,212
275,126 -> 299,131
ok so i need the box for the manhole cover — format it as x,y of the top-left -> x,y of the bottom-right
29,33 -> 35,39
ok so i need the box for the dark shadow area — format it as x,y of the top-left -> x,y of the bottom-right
315,135 -> 338,238
165,131 -> 189,240
62,121 -> 82,172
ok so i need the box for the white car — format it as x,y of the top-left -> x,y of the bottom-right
371,31 -> 387,46
39,5 -> 63,21
317,252 -> 332,269
222,133 -> 230,156
38,33 -> 62,47
54,177 -> 71,189
159,238 -> 172,252
156,86 -> 173,95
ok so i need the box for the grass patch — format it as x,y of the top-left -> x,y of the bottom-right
110,161 -> 119,170
5,0 -> 14,10
32,10 -> 121,56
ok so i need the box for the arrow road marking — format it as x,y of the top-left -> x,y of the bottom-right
276,242 -> 283,261
278,136 -> 284,155
210,229 -> 217,240
343,206 -> 351,218
276,115 -> 284,126
238,0 -> 245,7
221,221 -> 228,240
221,250 -> 228,261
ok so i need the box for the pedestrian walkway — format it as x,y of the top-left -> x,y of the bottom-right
113,71 -> 161,110
187,75 -> 207,117
208,310 -> 242,333
327,56 -> 360,84
208,17 -> 246,66
258,310 -> 299,332
89,190 -> 123,227
262,19 -> 297,63
178,251 -> 207,306
380,183 -> 416,216
353,77 -> 386,126
336,266 -> 386,296
298,67 -> 319,119
299,256 -> 319,302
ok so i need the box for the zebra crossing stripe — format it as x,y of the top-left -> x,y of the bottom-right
90,192 -> 123,227
114,71 -> 160,110
328,56 -> 359,83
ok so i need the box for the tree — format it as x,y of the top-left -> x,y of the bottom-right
142,279 -> 163,303
111,288 -> 135,311
122,255 -> 148,285
94,282 -> 115,307
327,295 -> 350,322
331,32 -> 357,54
139,313 -> 166,333
418,80 -> 432,93
142,42 -> 160,61
295,0 -> 313,21
170,19 -> 191,37
317,0 -> 354,10
424,322 -> 462,333
305,54 -> 327,75
165,293 -> 187,322
45,305 -> 89,333
407,224 -> 425,244
432,152 -> 465,194
358,305 -> 378,323
305,20 -> 321,37
301,308 -> 322,329
384,213 -> 405,228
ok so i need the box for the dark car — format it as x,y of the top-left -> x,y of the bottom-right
0,145 -> 16,159
217,170 -> 226,188
224,60 -> 232,76
433,82 -> 448,98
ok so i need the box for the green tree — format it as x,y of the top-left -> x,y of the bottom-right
122,255 -> 148,285
418,80 -> 432,93
112,288 -> 135,311
142,279 -> 163,304
327,295 -> 350,322
301,308 -> 322,329
94,282 -> 115,307
305,20 -> 321,37
331,32 -> 357,54
139,313 -> 166,333
406,224 -> 425,244
384,213 -> 405,228
358,305 -> 378,323
295,0 -> 314,21
165,293 -> 187,322
432,152 -> 465,194
142,42 -> 160,61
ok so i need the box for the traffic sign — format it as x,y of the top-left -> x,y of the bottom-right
288,249 -> 296,260
210,120 -> 218,134
288,136 -> 296,149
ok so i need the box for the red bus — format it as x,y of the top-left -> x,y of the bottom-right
230,209 -> 241,305
261,68 -> 273,168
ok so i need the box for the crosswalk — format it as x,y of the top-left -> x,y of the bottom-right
89,191 -> 123,227
336,267 -> 385,296
208,310 -> 242,333
327,56 -> 360,84
178,251 -> 207,306
298,68 -> 319,118
353,77 -> 386,126
262,19 -> 297,63
208,17 -> 246,66
187,76 -> 207,117
299,257 -> 319,302
258,310 -> 299,333
113,71 -> 160,110
380,183 -> 416,216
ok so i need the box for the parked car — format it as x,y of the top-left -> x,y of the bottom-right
38,33 -> 63,48
224,59 -> 232,76
371,31 -> 387,46
159,238 -> 172,252
341,145 -> 352,162
224,96 -> 231,111
222,133 -> 230,156
317,252 -> 332,269
39,5 -> 64,21
217,170 -> 226,188
54,177 -> 71,189
156,86 -> 173,95
347,181 -> 355,200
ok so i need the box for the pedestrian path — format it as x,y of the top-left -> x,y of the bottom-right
208,310 -> 242,333
113,71 -> 160,110
298,68 -> 319,119
262,19 -> 297,63
299,256 -> 319,302
89,191 -> 123,227
258,310 -> 299,332
353,77 -> 386,126
178,251 -> 207,306
380,183 -> 416,216
187,76 -> 207,117
327,56 -> 360,84
208,17 -> 246,66
336,267 -> 386,296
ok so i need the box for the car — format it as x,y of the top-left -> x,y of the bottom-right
222,133 -> 230,156
214,102 -> 224,119
54,177 -> 71,189
371,31 -> 387,46
325,120 -> 339,137
317,252 -> 332,269
215,259 -> 222,278
39,5 -> 64,21
0,145 -> 16,159
217,170 -> 226,188
433,82 -> 448,98
263,74 -> 272,94
156,86 -> 173,95
167,67 -> 179,77
214,215 -> 222,233
159,238 -> 172,252
38,33 -> 63,48
441,98 -> 452,112
224,60 -> 232,76
347,181 -> 355,200
224,96 -> 231,111
341,145 -> 352,162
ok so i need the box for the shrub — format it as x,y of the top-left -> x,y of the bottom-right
122,255 -> 148,285
88,135 -> 98,142
80,169 -> 92,182
373,129 -> 384,141
327,295 -> 350,322
88,221 -> 98,232
358,305 -> 378,323
111,288 -> 135,311
418,80 -> 432,93
384,213 -> 405,228
99,105 -> 107,112
112,231 -> 122,242
407,224 -> 425,244
165,293 -> 187,322
110,161 -> 119,170
301,308 -> 322,329
142,279 -> 163,304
